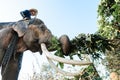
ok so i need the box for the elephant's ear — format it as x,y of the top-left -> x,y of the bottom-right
12,21 -> 28,37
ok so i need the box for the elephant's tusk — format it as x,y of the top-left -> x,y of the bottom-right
47,57 -> 87,76
41,43 -> 92,65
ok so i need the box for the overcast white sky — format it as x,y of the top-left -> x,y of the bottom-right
0,0 -> 99,79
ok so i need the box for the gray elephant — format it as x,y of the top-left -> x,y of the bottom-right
0,18 -> 70,80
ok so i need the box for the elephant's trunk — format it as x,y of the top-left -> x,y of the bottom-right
59,35 -> 71,56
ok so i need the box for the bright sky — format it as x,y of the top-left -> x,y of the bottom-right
0,0 -> 100,79
0,0 -> 99,38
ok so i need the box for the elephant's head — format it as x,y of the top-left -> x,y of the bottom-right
17,18 -> 71,55
21,19 -> 52,53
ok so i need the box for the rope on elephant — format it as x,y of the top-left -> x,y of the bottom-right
1,31 -> 19,76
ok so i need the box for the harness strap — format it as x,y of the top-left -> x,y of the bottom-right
1,31 -> 19,76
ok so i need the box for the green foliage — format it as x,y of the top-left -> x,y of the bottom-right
71,33 -> 113,59
98,0 -> 120,74
74,64 -> 102,80
98,0 -> 120,39
48,33 -> 114,71
102,38 -> 120,73
49,34 -> 113,60
48,36 -> 60,51
48,36 -> 64,58
48,36 -> 65,68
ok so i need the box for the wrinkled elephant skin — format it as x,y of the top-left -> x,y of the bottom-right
0,18 -> 52,80
0,18 -> 71,80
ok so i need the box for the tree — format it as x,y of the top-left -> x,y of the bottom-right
98,0 -> 120,74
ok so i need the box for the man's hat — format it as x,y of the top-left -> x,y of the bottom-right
29,8 -> 38,16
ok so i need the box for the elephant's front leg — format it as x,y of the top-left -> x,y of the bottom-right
1,53 -> 23,80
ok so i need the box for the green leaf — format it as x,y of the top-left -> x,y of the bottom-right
58,62 -> 64,69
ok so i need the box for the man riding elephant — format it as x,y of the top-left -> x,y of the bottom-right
12,8 -> 38,37
20,8 -> 38,20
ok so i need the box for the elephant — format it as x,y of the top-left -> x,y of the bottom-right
0,18 -> 71,80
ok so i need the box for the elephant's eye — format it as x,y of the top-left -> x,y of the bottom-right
33,39 -> 39,43
41,26 -> 45,31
